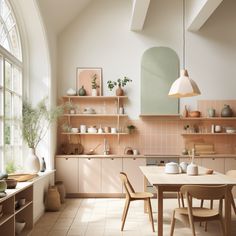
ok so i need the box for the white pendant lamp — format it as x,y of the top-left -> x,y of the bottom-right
168,0 -> 201,98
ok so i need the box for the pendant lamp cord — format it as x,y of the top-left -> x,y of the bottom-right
183,0 -> 185,69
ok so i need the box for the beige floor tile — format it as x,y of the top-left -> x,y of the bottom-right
47,229 -> 68,236
67,226 -> 87,236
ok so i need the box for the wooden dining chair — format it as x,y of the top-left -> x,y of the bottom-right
226,170 -> 236,215
120,172 -> 155,232
170,184 -> 227,236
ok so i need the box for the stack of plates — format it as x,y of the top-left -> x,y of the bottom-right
225,127 -> 236,133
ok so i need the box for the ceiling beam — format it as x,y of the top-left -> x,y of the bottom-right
130,0 -> 150,31
187,0 -> 223,31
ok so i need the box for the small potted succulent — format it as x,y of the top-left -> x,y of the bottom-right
91,74 -> 100,96
107,76 -> 132,96
127,125 -> 135,134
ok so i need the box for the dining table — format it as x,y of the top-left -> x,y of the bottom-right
140,165 -> 236,236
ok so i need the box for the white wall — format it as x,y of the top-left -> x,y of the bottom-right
58,0 -> 236,117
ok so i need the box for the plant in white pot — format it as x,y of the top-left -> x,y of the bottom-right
91,74 -> 99,96
22,98 -> 63,173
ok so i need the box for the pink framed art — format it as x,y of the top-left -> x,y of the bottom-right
76,67 -> 103,96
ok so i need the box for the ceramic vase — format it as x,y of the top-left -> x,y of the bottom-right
91,89 -> 97,96
116,86 -> 124,96
26,148 -> 40,174
78,86 -> 86,96
221,104 -> 233,117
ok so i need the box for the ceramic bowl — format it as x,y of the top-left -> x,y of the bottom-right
71,128 -> 79,133
15,221 -> 26,235
188,111 -> 201,117
66,88 -> 77,96
6,179 -> 17,189
87,127 -> 97,133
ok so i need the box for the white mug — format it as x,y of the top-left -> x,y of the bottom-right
215,125 -> 222,133
111,128 -> 117,134
80,125 -> 87,133
133,149 -> 139,155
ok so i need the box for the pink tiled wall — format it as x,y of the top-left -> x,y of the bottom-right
58,100 -> 236,155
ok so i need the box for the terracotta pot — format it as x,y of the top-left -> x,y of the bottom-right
116,86 -> 124,96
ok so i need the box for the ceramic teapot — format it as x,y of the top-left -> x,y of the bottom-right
179,162 -> 188,173
165,162 -> 181,174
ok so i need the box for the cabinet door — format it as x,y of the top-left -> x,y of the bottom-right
56,158 -> 79,193
225,158 -> 236,173
101,158 -> 122,193
123,158 -> 146,192
201,158 -> 225,173
79,158 -> 101,193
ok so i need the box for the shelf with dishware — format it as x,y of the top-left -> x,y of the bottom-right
0,182 -> 33,236
180,116 -> 236,120
63,114 -> 128,117
61,132 -> 129,135
181,132 -> 236,136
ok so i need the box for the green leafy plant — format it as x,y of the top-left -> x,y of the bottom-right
5,161 -> 16,174
127,125 -> 135,134
64,101 -> 79,113
22,97 -> 63,149
91,74 -> 100,89
107,76 -> 132,91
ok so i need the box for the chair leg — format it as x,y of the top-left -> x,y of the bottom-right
170,210 -> 176,236
121,199 -> 130,231
199,200 -> 204,227
188,214 -> 196,236
121,198 -> 128,221
230,191 -> 236,215
177,192 -> 181,208
147,198 -> 155,232
219,217 -> 225,236
180,193 -> 185,207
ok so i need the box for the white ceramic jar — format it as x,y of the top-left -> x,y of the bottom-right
80,125 -> 87,133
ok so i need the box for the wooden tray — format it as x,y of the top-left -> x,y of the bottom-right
8,174 -> 38,182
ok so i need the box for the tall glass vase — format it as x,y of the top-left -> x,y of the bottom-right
26,148 -> 40,173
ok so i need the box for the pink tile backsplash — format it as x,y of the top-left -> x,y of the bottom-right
58,100 -> 236,155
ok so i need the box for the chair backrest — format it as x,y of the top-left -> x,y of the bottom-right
226,170 -> 236,178
180,184 -> 227,200
120,172 -> 135,197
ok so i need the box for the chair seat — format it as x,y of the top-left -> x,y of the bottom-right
130,192 -> 153,199
175,207 -> 219,218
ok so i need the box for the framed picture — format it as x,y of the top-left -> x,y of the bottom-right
76,67 -> 103,96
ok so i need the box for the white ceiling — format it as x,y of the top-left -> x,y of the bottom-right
37,0 -> 92,34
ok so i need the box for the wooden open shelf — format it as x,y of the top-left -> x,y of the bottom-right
181,132 -> 236,136
62,95 -> 128,99
180,117 -> 236,120
61,132 -> 129,136
0,183 -> 33,236
63,114 -> 128,117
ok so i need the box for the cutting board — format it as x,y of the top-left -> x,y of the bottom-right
8,174 -> 38,182
194,143 -> 215,154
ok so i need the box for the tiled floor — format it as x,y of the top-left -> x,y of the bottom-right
30,198 -> 236,236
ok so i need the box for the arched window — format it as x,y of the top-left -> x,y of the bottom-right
0,0 -> 23,172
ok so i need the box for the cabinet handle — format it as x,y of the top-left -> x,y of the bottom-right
111,158 -> 114,160
212,158 -> 215,160
133,158 -> 136,160
88,158 -> 91,160
65,158 -> 68,160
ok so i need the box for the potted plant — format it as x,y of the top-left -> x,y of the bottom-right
91,74 -> 100,96
107,76 -> 132,96
127,125 -> 135,134
22,97 -> 63,173
64,101 -> 79,114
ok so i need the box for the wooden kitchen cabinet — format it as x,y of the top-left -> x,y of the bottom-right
123,158 -> 146,192
224,158 -> 236,173
56,158 -> 79,193
201,157 -> 225,173
101,158 -> 122,193
79,158 -> 101,193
